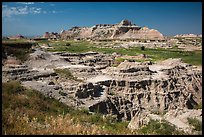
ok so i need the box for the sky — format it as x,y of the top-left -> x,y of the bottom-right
2,2 -> 202,37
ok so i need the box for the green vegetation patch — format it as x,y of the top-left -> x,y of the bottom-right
187,117 -> 202,131
112,57 -> 153,67
46,40 -> 201,66
47,41 -> 92,53
137,119 -> 185,135
194,103 -> 202,109
2,80 -> 73,134
102,121 -> 130,134
54,68 -> 83,82
2,41 -> 34,62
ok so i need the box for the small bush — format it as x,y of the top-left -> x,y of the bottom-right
112,58 -> 126,67
90,113 -> 104,124
141,46 -> 145,50
2,42 -> 33,62
187,117 -> 202,131
108,90 -> 115,95
137,119 -> 184,135
65,43 -> 71,46
194,103 -> 202,109
172,45 -> 178,49
80,108 -> 90,115
2,80 -> 24,94
103,121 -> 129,133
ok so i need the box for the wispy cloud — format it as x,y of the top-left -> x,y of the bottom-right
30,7 -> 42,14
16,2 -> 35,5
51,10 -> 63,14
2,5 -> 42,17
2,4 -> 63,18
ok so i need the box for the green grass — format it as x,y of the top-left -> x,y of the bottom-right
194,103 -> 202,109
54,68 -> 83,82
102,121 -> 130,133
2,80 -> 73,134
187,118 -> 202,131
47,40 -> 92,53
2,41 -> 34,62
46,40 -> 202,66
2,81 -> 71,116
112,57 -> 154,67
137,119 -> 185,135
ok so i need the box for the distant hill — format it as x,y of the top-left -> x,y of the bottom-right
42,20 -> 164,40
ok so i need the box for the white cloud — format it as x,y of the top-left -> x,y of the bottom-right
50,3 -> 55,6
17,6 -> 29,14
16,2 -> 35,5
2,4 -> 63,18
2,5 -> 42,17
30,7 -> 42,14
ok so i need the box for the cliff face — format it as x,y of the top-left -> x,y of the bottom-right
45,20 -> 164,40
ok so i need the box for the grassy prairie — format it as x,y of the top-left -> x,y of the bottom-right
47,40 -> 202,66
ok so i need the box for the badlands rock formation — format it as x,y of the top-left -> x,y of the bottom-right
44,20 -> 164,40
2,47 -> 202,134
43,32 -> 60,40
174,34 -> 202,38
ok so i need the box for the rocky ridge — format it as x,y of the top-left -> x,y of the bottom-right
43,20 -> 164,40
2,47 -> 202,134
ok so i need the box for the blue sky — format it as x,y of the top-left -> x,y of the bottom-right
2,2 -> 202,37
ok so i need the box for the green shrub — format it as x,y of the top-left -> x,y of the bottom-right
90,113 -> 104,124
187,117 -> 202,131
138,119 -> 184,135
2,42 -> 33,62
141,46 -> 145,50
66,43 -> 71,46
108,90 -> 116,95
2,80 -> 24,94
194,103 -> 202,109
80,108 -> 90,115
172,45 -> 178,49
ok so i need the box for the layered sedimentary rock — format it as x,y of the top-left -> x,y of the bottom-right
8,34 -> 25,39
174,34 -> 202,38
2,48 -> 202,134
88,59 -> 202,116
44,20 -> 164,40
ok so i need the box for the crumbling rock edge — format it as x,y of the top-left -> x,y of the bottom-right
2,49 -> 202,134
